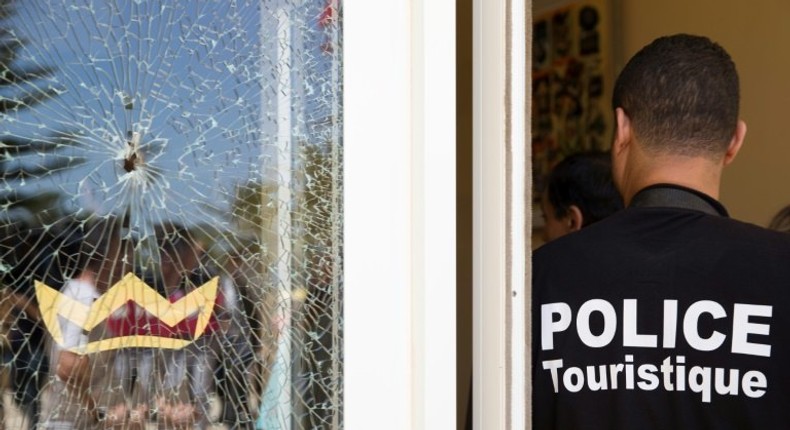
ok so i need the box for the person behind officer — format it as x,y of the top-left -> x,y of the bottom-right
767,204 -> 790,233
533,34 -> 790,429
540,151 -> 623,243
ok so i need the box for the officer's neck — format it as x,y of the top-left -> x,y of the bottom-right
620,152 -> 723,207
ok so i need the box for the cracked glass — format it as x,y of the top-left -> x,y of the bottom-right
0,0 -> 342,429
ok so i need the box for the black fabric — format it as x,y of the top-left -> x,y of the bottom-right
533,191 -> 790,429
630,184 -> 728,217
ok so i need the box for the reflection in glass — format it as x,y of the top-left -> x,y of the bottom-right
0,0 -> 342,428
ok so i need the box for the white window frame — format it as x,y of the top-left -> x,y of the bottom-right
344,0 -> 529,428
344,1 -> 457,429
472,0 -> 530,429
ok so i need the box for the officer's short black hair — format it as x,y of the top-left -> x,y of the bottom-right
612,34 -> 739,157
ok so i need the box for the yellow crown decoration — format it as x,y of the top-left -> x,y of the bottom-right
35,273 -> 219,355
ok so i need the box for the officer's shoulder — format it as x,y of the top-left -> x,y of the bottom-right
533,217 -> 611,262
713,216 -> 790,247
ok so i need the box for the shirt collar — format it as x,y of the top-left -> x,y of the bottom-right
629,183 -> 729,217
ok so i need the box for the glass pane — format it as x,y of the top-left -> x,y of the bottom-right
0,0 -> 342,429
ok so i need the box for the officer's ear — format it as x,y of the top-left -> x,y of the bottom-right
723,120 -> 747,166
612,108 -> 632,157
567,205 -> 584,232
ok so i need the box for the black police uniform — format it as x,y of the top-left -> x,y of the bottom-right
533,184 -> 790,429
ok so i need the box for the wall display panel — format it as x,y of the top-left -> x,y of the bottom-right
531,0 -> 613,235
0,1 -> 342,428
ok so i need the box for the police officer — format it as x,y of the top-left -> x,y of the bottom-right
533,34 -> 790,429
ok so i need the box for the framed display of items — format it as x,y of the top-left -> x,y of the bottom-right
532,0 -> 615,232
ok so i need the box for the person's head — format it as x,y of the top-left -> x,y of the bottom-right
611,34 -> 747,202
768,205 -> 790,234
155,223 -> 203,284
541,151 -> 623,242
77,216 -> 132,291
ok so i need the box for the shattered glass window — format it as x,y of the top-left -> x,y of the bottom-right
0,0 -> 342,429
